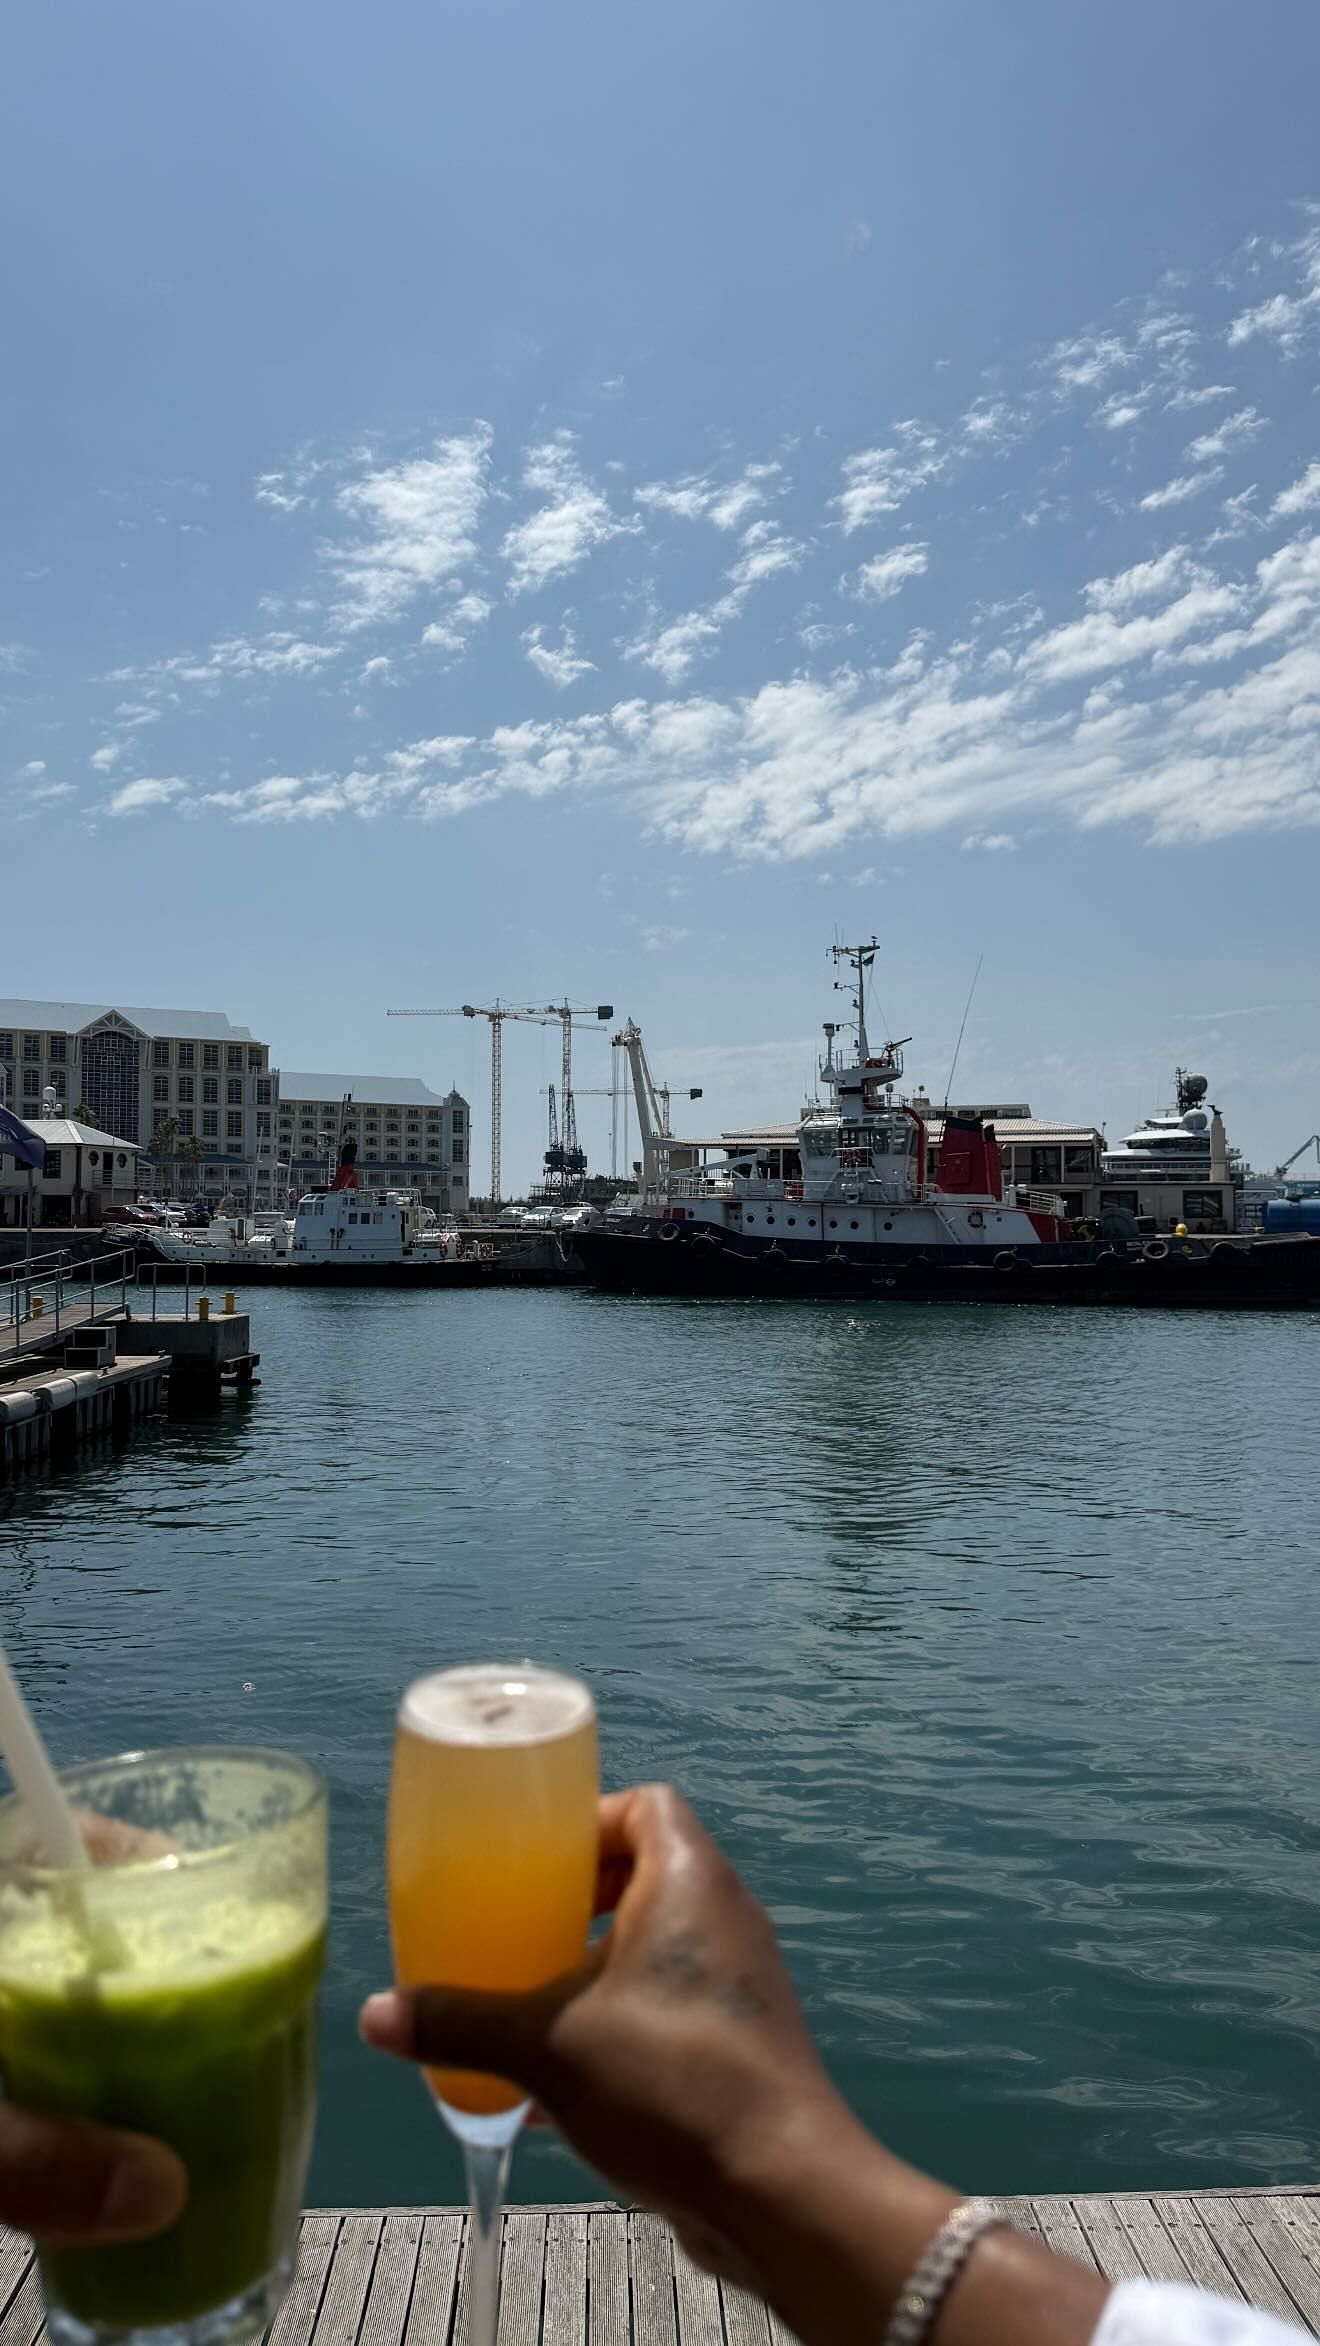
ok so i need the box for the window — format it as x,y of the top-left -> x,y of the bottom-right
178,1041 -> 194,1068
152,1039 -> 171,1067
203,1075 -> 219,1105
227,1045 -> 243,1070
0,1034 -> 11,1058
177,1109 -> 194,1137
153,1074 -> 170,1104
49,1069 -> 66,1100
177,1075 -> 194,1103
1030,1146 -> 1062,1186
22,1068 -> 40,1098
256,1112 -> 271,1137
1063,1145 -> 1093,1180
48,1035 -> 66,1063
248,1047 -> 264,1071
203,1043 -> 220,1070
227,1078 -> 243,1106
452,1138 -> 464,1163
255,1077 -> 272,1106
452,1113 -> 464,1134
202,1109 -> 219,1138
22,1034 -> 41,1061
1182,1189 -> 1225,1225
227,1112 -> 244,1139
1100,1189 -> 1139,1213
42,1150 -> 62,1179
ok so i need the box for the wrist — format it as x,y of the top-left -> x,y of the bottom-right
712,2087 -> 957,2346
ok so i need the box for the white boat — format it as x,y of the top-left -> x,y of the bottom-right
144,1210 -> 295,1266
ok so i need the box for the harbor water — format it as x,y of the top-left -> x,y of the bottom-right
4,1287 -> 1320,2207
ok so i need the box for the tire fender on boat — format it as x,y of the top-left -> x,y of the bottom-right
658,1221 -> 680,1243
994,1249 -> 1017,1270
1143,1239 -> 1169,1262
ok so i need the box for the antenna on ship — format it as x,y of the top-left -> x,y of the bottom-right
941,955 -> 984,1113
831,939 -> 877,1061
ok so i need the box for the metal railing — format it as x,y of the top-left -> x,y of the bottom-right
1,1243 -> 136,1347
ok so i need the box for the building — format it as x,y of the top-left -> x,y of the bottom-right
276,1076 -> 469,1214
0,1000 -> 276,1207
0,1118 -> 140,1228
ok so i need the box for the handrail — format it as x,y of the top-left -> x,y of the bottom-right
1,1242 -> 137,1346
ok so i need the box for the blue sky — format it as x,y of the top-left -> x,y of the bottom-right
5,2 -> 1320,1182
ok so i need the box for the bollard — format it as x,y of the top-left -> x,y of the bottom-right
30,1295 -> 44,1320
224,1291 -> 236,1315
198,1295 -> 211,1322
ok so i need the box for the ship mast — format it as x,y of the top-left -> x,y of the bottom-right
831,939 -> 877,1063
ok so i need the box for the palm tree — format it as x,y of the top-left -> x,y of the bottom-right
149,1115 -> 180,1200
74,1099 -> 97,1125
177,1134 -> 205,1202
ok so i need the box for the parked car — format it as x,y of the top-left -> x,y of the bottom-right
101,1204 -> 158,1227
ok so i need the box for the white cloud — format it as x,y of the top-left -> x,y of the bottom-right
358,655 -> 394,685
1025,576 -> 1242,682
1185,405 -> 1266,464
501,435 -> 637,595
330,426 -> 492,629
1085,548 -> 1191,612
850,544 -> 929,601
635,462 -> 780,532
1272,462 -> 1320,519
627,535 -> 803,682
21,760 -> 45,776
522,622 -> 596,689
1227,225 -> 1320,352
1165,382 -> 1236,411
90,744 -> 122,773
961,831 -> 1016,852
108,777 -> 186,816
835,429 -> 948,531
29,782 -> 75,804
1047,332 -> 1133,393
420,592 -> 493,659
1139,468 -> 1223,511
639,923 -> 690,952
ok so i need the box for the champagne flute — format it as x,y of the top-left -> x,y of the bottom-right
388,1664 -> 599,2346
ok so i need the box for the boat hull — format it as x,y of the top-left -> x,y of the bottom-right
135,1246 -> 581,1288
575,1222 -> 1320,1311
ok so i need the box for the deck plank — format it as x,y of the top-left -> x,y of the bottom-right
1072,2197 -> 1148,2284
1194,2198 -> 1308,2326
313,2213 -> 384,2346
720,2280 -> 773,2346
357,2214 -> 425,2346
495,2210 -> 547,2346
0,2265 -> 48,2346
270,2213 -> 343,2346
403,2213 -> 464,2346
1230,2201 -> 1320,2331
673,2243 -> 724,2346
586,2209 -> 629,2346
0,2236 -> 33,2327
543,2210 -> 588,2346
1151,2198 -> 1247,2301
630,2211 -> 678,2346
1109,2198 -> 1194,2286
1029,2198 -> 1102,2271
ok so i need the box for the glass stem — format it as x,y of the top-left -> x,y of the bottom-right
463,2140 -> 511,2346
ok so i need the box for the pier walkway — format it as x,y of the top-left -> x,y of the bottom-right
6,2193 -> 1320,2346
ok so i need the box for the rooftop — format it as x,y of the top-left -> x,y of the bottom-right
277,1073 -> 465,1108
3,1118 -> 137,1151
0,999 -> 258,1043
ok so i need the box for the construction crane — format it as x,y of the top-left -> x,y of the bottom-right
1275,1135 -> 1320,1182
613,1019 -> 702,1200
386,998 -> 612,1207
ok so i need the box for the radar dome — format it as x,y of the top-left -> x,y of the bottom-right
1182,1110 -> 1209,1133
1183,1074 -> 1208,1102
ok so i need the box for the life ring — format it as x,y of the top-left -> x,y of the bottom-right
968,1209 -> 985,1230
1143,1239 -> 1169,1262
658,1222 -> 680,1244
994,1249 -> 1017,1271
1073,1220 -> 1094,1243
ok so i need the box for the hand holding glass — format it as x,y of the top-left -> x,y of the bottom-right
388,1666 -> 598,2346
0,1747 -> 327,2346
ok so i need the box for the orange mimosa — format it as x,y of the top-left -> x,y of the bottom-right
388,1664 -> 599,2116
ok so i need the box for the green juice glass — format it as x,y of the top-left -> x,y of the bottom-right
0,1747 -> 327,2346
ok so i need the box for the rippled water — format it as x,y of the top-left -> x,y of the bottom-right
4,1287 -> 1320,2207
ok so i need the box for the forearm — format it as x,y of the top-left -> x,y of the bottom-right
719,2098 -> 1109,2346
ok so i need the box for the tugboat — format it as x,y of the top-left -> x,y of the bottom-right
140,1144 -> 571,1287
573,943 -> 1320,1311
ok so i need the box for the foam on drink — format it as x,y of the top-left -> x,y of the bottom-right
399,1665 -> 595,1747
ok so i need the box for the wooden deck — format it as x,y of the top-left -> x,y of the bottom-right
6,2194 -> 1320,2346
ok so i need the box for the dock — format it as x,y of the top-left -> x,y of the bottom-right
1,1243 -> 259,1473
6,2194 -> 1320,2346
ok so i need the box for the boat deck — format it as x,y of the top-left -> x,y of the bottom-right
7,2193 -> 1320,2346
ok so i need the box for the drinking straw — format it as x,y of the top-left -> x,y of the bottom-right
0,1641 -> 87,1871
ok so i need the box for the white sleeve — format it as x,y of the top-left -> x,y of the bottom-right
1094,2280 -> 1310,2346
